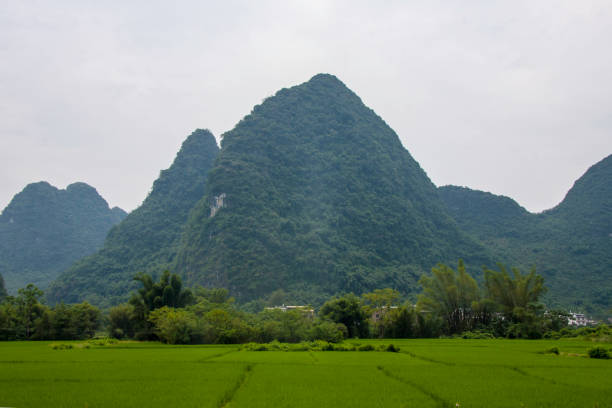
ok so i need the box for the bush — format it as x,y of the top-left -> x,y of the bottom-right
460,330 -> 495,339
385,343 -> 400,352
588,346 -> 610,359
240,341 -> 400,352
88,338 -> 118,346
50,343 -> 73,350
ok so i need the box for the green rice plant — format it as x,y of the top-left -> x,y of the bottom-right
230,361 -> 438,408
2,339 -> 611,407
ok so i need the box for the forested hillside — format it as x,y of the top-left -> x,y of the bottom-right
174,74 -> 490,304
48,129 -> 219,306
439,154 -> 612,315
0,273 -> 6,301
43,75 -> 610,315
0,182 -> 126,292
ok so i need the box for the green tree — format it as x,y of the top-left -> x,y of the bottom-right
148,306 -> 197,344
70,302 -> 101,339
362,288 -> 402,338
386,305 -> 417,338
200,308 -> 251,344
308,320 -> 346,343
193,287 -> 233,305
484,264 -> 547,338
108,303 -> 136,339
362,288 -> 400,311
257,309 -> 310,343
319,294 -> 369,338
484,264 -> 546,315
32,308 -> 55,339
16,284 -> 45,338
51,303 -> 74,339
0,298 -> 21,339
129,271 -> 194,339
417,260 -> 480,334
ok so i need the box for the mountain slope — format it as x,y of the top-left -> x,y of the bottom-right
0,273 -> 7,301
175,74 -> 490,303
546,154 -> 612,238
0,182 -> 126,292
48,129 -> 219,306
439,154 -> 612,314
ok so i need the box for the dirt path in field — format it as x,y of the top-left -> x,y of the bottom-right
377,365 -> 451,408
399,350 -> 456,366
197,349 -> 238,362
217,364 -> 253,408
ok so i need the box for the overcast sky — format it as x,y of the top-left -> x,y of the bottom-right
1,1 -> 610,213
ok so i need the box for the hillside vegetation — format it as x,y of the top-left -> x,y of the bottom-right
439,154 -> 612,314
48,129 -> 219,306
44,75 -> 611,315
0,182 -> 126,292
175,74 -> 490,303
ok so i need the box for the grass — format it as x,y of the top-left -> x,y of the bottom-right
0,339 -> 610,407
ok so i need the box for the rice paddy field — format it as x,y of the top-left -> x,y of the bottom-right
0,338 -> 610,408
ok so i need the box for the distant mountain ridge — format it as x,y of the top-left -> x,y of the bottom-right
48,129 -> 220,305
439,154 -> 612,314
0,181 -> 126,292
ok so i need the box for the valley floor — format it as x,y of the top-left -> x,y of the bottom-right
0,338 -> 610,407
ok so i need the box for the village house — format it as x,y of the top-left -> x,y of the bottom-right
265,304 -> 315,318
568,311 -> 597,327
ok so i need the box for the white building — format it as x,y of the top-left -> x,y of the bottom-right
568,311 -> 597,327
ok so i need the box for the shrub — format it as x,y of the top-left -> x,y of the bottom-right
50,343 -> 73,350
240,341 -> 400,352
460,330 -> 495,339
88,338 -> 118,346
385,344 -> 400,352
588,346 -> 610,359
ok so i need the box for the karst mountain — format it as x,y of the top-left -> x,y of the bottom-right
44,75 -> 610,315
0,182 -> 126,292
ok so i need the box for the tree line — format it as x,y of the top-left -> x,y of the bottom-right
0,262 -> 594,343
0,284 -> 99,340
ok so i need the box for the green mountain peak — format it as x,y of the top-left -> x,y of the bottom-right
0,181 -> 126,292
175,75 -> 488,303
439,153 -> 612,315
48,129 -> 220,305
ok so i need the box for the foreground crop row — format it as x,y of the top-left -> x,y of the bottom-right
0,339 -> 610,407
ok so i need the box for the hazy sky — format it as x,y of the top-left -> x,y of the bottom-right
1,1 -> 611,213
